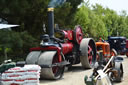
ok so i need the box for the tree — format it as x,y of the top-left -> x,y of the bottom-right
0,0 -> 83,37
73,5 -> 90,33
74,4 -> 108,40
0,30 -> 23,61
0,30 -> 38,63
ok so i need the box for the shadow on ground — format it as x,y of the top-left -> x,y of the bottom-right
40,64 -> 92,84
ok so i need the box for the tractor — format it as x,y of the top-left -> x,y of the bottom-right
96,38 -> 117,60
84,39 -> 124,85
25,0 -> 96,79
107,36 -> 128,57
95,39 -> 123,82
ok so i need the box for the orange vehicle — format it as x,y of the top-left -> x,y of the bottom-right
96,39 -> 117,60
85,40 -> 124,83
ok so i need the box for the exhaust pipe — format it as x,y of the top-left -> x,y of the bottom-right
47,7 -> 54,38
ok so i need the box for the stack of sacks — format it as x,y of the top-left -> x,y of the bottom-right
23,65 -> 41,85
1,65 -> 41,85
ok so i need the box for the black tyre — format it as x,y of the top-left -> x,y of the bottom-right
114,62 -> 123,82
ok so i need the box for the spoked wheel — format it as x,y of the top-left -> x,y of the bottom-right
37,51 -> 65,79
52,55 -> 65,79
73,25 -> 83,44
80,38 -> 96,68
52,56 -> 59,74
88,46 -> 93,64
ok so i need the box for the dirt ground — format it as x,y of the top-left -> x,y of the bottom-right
40,56 -> 128,85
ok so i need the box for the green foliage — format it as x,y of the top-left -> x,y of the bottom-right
19,31 -> 39,56
0,30 -> 38,63
54,2 -> 72,28
74,4 -> 108,40
74,3 -> 128,40
0,30 -> 22,63
0,0 -> 49,36
0,30 -> 22,50
91,4 -> 128,38
5,48 -> 12,53
0,0 -> 83,36
74,5 -> 90,33
0,48 -> 2,51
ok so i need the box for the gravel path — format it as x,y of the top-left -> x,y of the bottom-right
40,56 -> 128,85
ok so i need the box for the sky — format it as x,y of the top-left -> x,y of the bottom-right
88,0 -> 128,14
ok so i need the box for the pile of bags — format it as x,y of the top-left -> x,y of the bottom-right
0,65 -> 41,85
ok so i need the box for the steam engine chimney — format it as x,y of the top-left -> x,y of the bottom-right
47,7 -> 54,38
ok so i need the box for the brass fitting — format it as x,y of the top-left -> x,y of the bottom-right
48,8 -> 54,11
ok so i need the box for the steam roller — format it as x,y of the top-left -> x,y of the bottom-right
25,5 -> 96,79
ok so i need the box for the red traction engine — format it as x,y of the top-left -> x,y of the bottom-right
25,7 -> 96,80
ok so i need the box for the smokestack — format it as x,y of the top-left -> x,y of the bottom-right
47,0 -> 66,38
47,7 -> 54,38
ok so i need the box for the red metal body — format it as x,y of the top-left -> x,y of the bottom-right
61,43 -> 73,54
30,42 -> 74,62
30,25 -> 84,65
30,30 -> 75,63
61,30 -> 74,54
62,30 -> 73,41
30,46 -> 62,62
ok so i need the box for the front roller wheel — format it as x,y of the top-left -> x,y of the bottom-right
80,38 -> 96,69
37,51 -> 65,80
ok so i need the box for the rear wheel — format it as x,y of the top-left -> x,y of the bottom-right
114,62 -> 123,82
111,49 -> 117,56
80,38 -> 96,68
